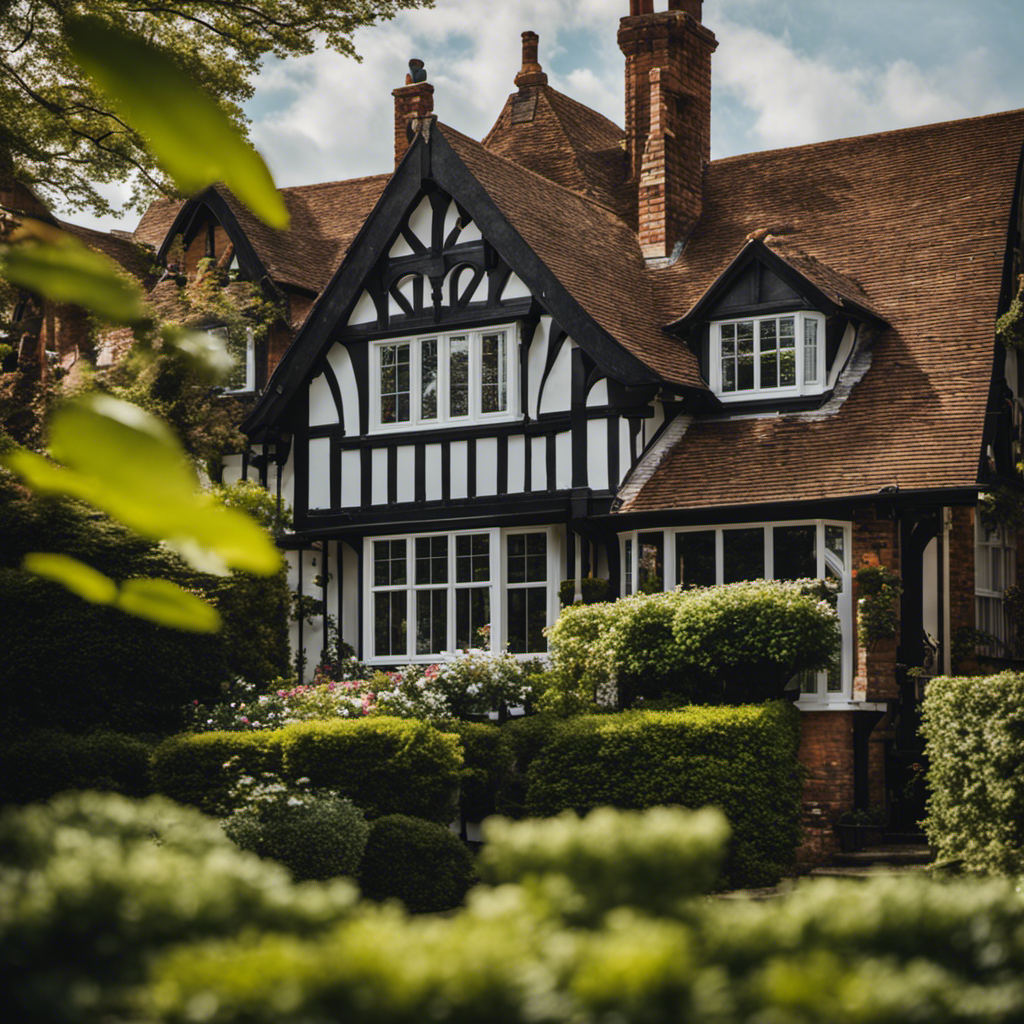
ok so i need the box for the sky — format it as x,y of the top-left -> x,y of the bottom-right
75,0 -> 1023,233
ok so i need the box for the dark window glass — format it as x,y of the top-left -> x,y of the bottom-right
380,343 -> 410,424
449,337 -> 469,417
624,539 -> 633,595
677,530 -> 716,588
508,533 -> 546,584
416,589 -> 447,655
481,332 -> 507,413
455,587 -> 489,650
637,532 -> 664,593
421,339 -> 438,420
374,591 -> 406,656
773,525 -> 816,581
456,533 -> 490,582
415,536 -> 448,585
723,528 -> 764,583
508,587 -> 547,654
374,539 -> 406,586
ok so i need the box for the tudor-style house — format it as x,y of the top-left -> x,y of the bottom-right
10,0 -> 1020,848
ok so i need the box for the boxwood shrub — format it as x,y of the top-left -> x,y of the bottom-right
522,702 -> 803,888
921,671 -> 1024,874
443,721 -> 515,823
0,730 -> 153,805
357,814 -> 476,913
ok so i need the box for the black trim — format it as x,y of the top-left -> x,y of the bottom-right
387,446 -> 398,505
467,438 -> 477,499
524,430 -> 532,492
607,413 -> 620,490
360,447 -> 371,511
441,439 -> 451,500
546,433 -> 556,490
329,438 -> 341,508
309,414 -> 572,443
497,435 -> 508,495
415,442 -> 426,503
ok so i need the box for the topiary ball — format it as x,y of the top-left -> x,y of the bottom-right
358,814 -> 475,913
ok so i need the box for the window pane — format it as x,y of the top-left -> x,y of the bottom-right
526,533 -> 547,581
826,525 -> 845,566
723,528 -> 764,583
456,587 -> 490,650
481,332 -> 507,413
375,591 -> 407,657
737,321 -> 754,391
415,536 -> 447,585
624,539 -> 633,595
773,525 -> 817,581
374,539 -> 406,586
379,343 -> 410,424
422,339 -> 438,420
507,534 -> 526,584
450,337 -> 469,417
804,318 -> 819,385
416,589 -> 447,655
508,587 -> 547,654
677,530 -> 716,588
638,532 -> 664,593
456,534 -> 490,583
761,347 -> 778,388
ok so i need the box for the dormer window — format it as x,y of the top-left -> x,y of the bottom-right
711,311 -> 825,401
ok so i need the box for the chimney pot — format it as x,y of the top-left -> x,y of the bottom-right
514,29 -> 548,88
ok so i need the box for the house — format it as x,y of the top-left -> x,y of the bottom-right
22,0 -> 1024,853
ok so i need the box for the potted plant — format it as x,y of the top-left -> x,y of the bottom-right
836,808 -> 886,852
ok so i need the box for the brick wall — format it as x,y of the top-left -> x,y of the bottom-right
797,710 -> 855,867
851,508 -> 900,702
949,505 -> 978,670
392,82 -> 434,167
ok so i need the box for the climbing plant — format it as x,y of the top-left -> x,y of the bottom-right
855,564 -> 902,646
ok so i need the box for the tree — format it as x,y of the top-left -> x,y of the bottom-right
0,0 -> 431,218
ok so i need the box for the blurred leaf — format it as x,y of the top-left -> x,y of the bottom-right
162,326 -> 235,381
0,241 -> 148,324
23,553 -> 118,605
66,16 -> 289,230
117,579 -> 222,633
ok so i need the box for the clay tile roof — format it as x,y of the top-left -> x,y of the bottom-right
133,196 -> 183,249
483,85 -> 635,224
441,122 -> 702,389
58,219 -> 155,281
624,108 -> 1024,512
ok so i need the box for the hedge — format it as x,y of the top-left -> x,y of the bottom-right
921,671 -> 1024,874
0,730 -> 153,805
442,721 -> 515,823
154,718 -> 463,824
520,703 -> 803,888
358,814 -> 476,913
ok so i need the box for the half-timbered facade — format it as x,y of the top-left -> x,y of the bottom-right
111,0 -> 1024,847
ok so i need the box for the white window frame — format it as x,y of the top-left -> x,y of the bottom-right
619,520 -> 854,704
710,311 -> 826,402
364,525 -> 557,663
215,325 -> 256,393
975,513 -> 1018,657
370,323 -> 520,433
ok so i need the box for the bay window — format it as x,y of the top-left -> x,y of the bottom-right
372,325 -> 517,431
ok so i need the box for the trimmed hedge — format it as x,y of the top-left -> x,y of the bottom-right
521,703 -> 803,888
154,718 -> 463,824
0,730 -> 153,805
921,671 -> 1024,874
443,721 -> 515,823
358,814 -> 476,913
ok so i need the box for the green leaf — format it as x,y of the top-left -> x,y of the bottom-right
162,326 -> 235,381
23,553 -> 119,605
65,15 -> 289,230
0,241 -> 148,324
117,579 -> 223,633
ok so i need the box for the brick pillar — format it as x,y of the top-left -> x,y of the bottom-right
392,81 -> 434,168
852,508 -> 901,702
797,711 -> 856,868
514,31 -> 548,89
948,505 -> 978,672
618,4 -> 716,258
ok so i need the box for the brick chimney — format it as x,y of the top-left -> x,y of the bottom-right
392,60 -> 434,168
515,31 -> 548,89
619,0 -> 717,259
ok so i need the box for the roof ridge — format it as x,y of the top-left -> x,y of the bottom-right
711,106 -> 1024,168
280,172 -> 392,196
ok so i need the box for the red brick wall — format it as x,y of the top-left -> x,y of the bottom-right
796,710 -> 855,867
949,505 -> 978,671
851,508 -> 900,702
392,82 -> 434,167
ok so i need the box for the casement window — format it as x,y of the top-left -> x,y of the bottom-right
975,514 -> 1018,656
372,325 -> 518,431
710,312 -> 824,401
621,520 -> 852,702
366,526 -> 553,661
212,325 -> 256,393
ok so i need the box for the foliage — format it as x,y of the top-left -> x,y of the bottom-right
0,0 -> 432,218
0,791 -> 358,1023
921,671 -> 1024,874
443,721 -> 516,823
670,579 -> 841,700
480,806 -> 730,925
543,581 -> 840,712
997,274 -> 1024,350
521,703 -> 804,889
209,478 -> 292,532
979,483 -> 1024,532
558,575 -> 610,607
223,769 -> 369,882
358,814 -> 476,913
280,717 -> 463,823
0,729 -> 152,805
855,564 -> 902,646
951,625 -> 999,670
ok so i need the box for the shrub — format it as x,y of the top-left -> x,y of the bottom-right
152,730 -> 283,815
280,717 -> 463,823
921,671 -> 1024,874
443,721 -> 515,823
480,806 -> 730,924
357,814 -> 476,913
522,703 -> 803,888
670,579 -> 841,700
0,791 -> 357,1023
493,713 -> 564,818
223,773 -> 369,881
0,729 -> 152,805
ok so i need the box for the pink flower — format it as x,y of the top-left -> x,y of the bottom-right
193,700 -> 199,705
240,716 -> 249,724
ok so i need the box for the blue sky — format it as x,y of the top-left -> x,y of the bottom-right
77,0 -> 1023,232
